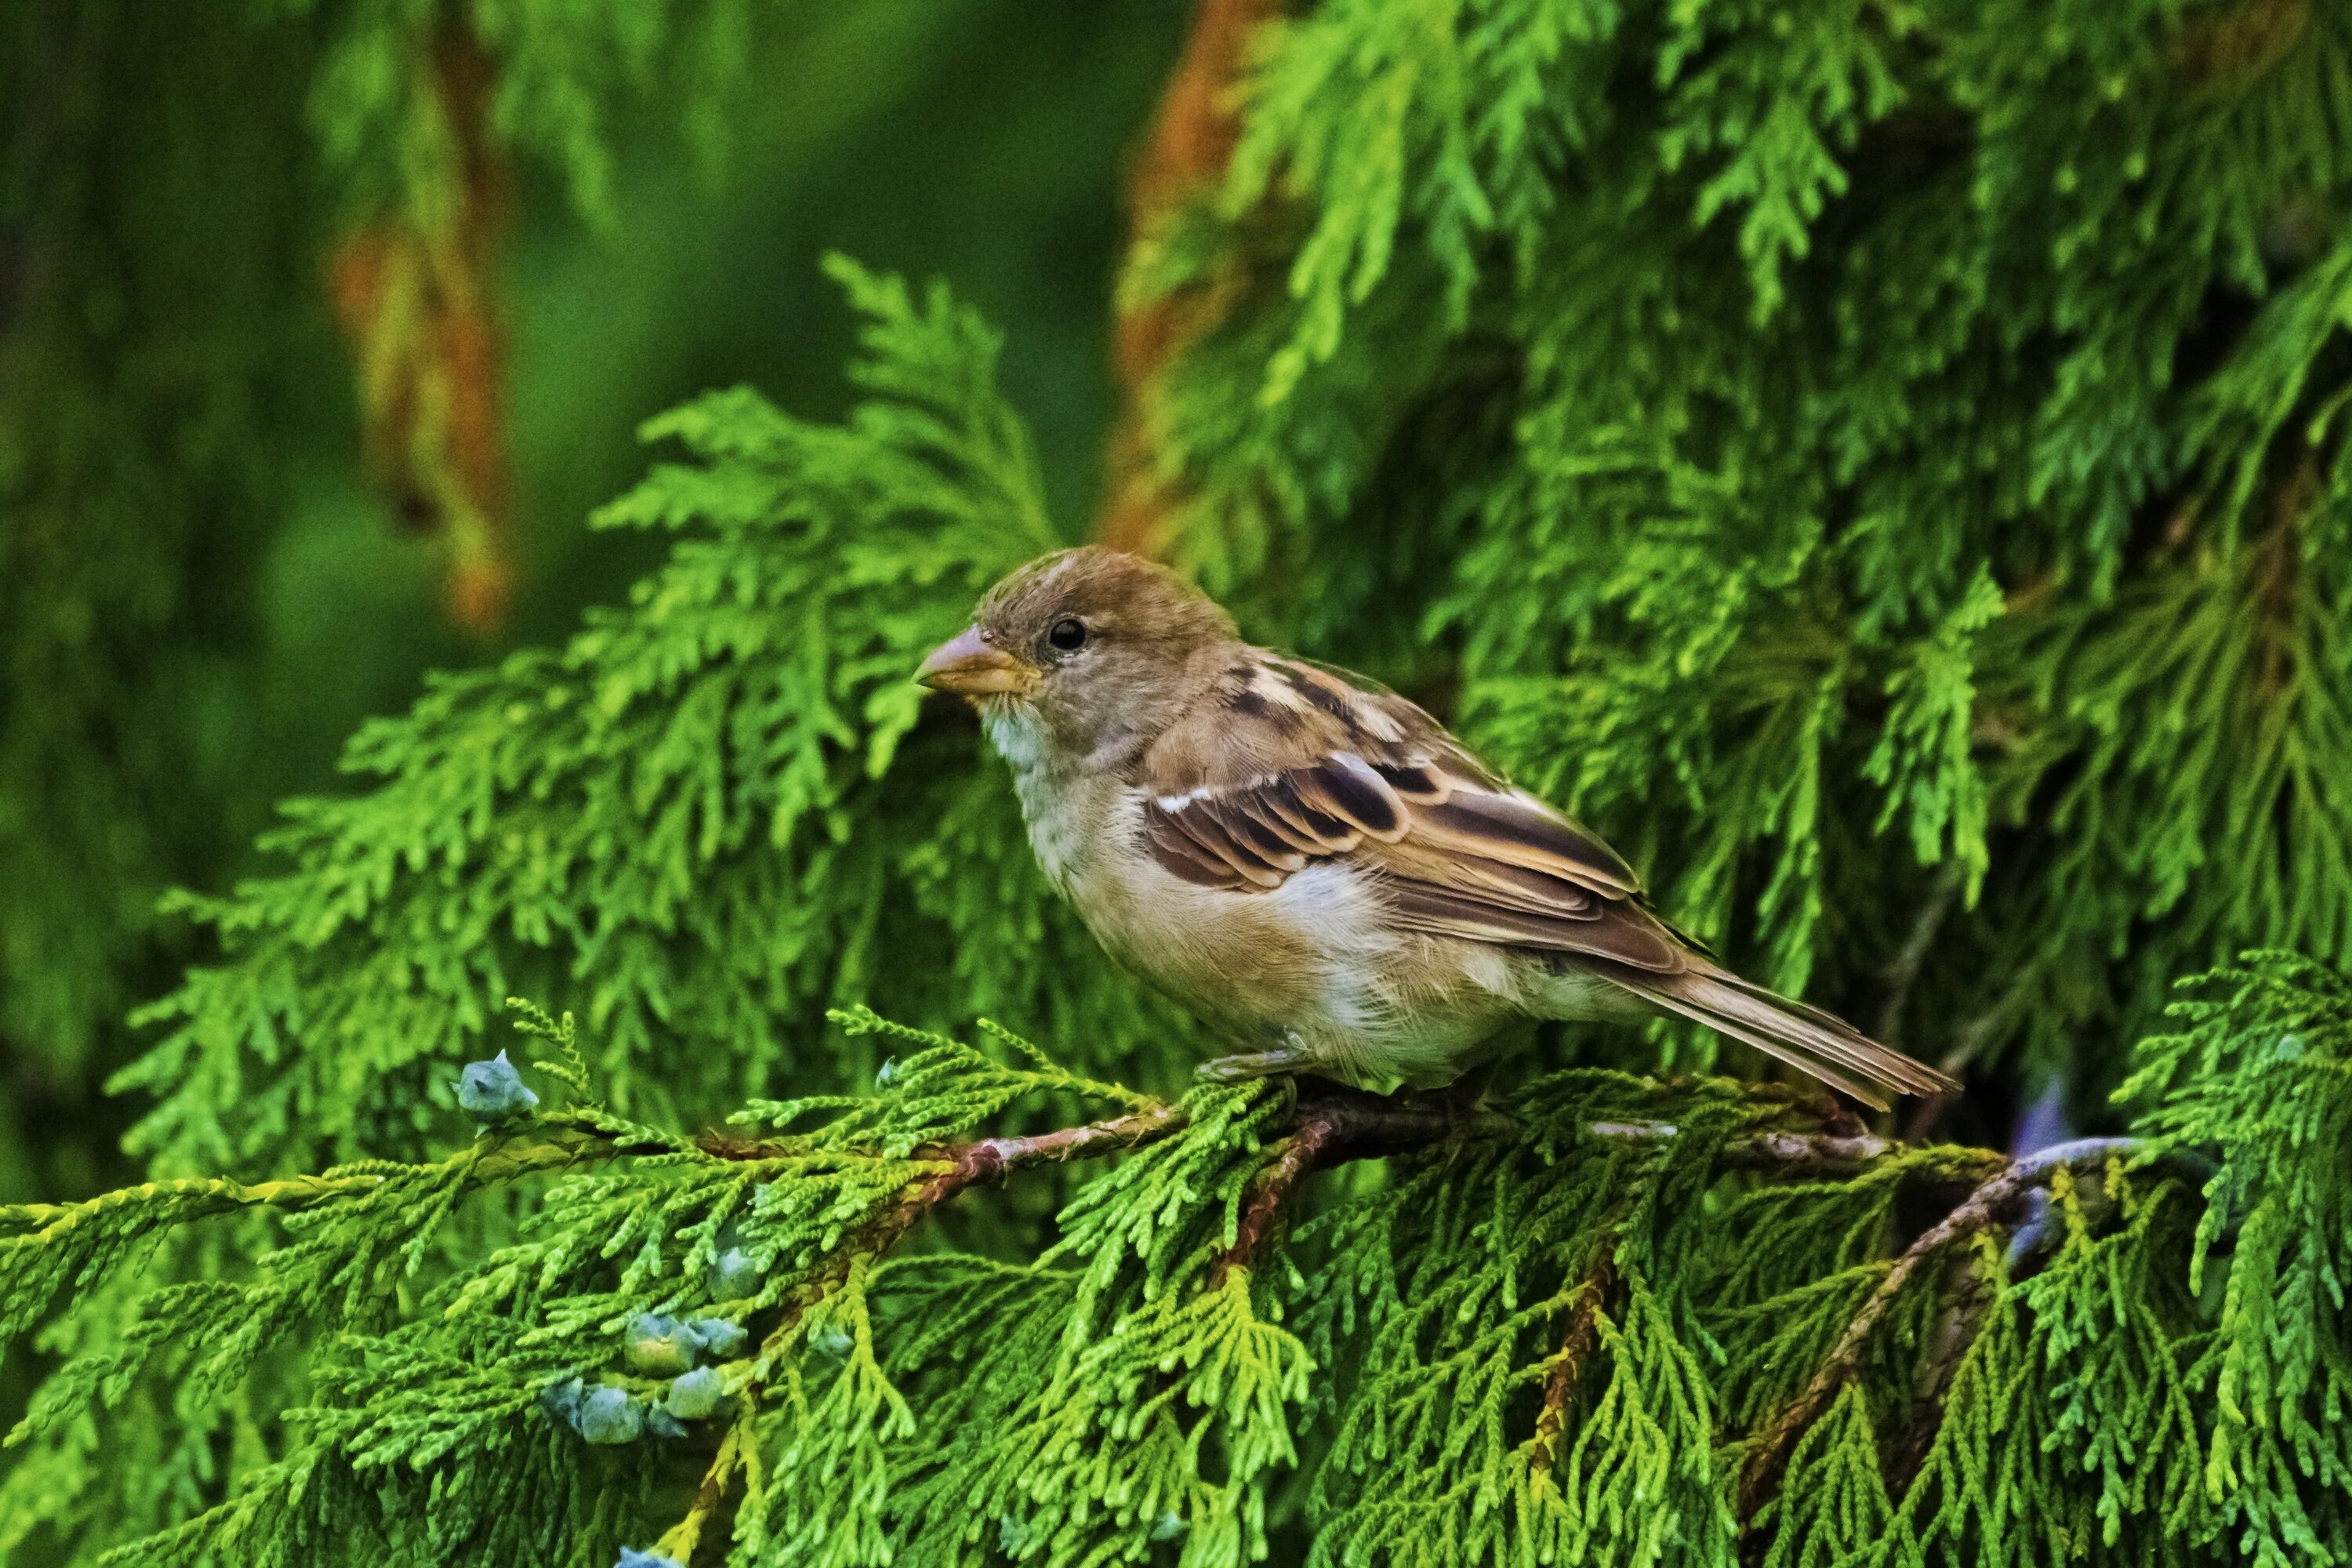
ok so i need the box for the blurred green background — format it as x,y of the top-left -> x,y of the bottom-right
0,0 -> 1185,1203
14,6 -> 2352,1559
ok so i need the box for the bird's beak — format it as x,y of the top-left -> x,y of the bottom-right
916,626 -> 1031,697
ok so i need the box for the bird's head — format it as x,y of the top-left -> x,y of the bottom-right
917,547 -> 1237,770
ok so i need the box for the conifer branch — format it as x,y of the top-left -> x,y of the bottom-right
1528,1241 -> 1620,1473
706,1087 -> 2009,1209
655,1415 -> 749,1563
1734,1135 -> 2147,1523
695,1102 -> 1187,1171
0,1120 -> 661,1239
1211,1106 -> 1341,1288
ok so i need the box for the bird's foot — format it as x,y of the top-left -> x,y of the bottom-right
1196,1049 -> 1305,1083
1197,1033 -> 1316,1084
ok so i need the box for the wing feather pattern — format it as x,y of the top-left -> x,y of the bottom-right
1133,653 -> 1957,1106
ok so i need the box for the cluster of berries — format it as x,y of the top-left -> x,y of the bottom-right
456,1054 -> 775,1566
456,1052 -> 539,1120
541,1312 -> 750,1445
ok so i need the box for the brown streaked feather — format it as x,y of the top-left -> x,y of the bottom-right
1143,815 -> 1244,887
1387,851 -> 1603,921
1372,762 -> 1448,801
1409,793 -> 1641,895
1385,883 -> 1687,971
1253,778 -> 1359,852
1606,967 -> 1958,1111
1158,803 -> 1286,888
1134,652 -> 1675,971
1381,885 -> 1586,949
1626,981 -> 1890,1108
1204,798 -> 1308,872
1296,753 -> 1410,841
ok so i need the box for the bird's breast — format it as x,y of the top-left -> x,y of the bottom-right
1001,756 -> 1108,896
1051,793 -> 1383,1033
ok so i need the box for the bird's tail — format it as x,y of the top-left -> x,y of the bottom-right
1612,965 -> 1957,1112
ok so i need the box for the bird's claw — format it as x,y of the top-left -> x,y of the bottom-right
1197,1051 -> 1298,1083
1197,1033 -> 1316,1084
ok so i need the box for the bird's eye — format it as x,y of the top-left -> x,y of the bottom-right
1046,617 -> 1087,653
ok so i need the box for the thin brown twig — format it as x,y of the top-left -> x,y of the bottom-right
695,1102 -> 1188,1172
939,1105 -> 1188,1182
1878,1261 -> 2000,1494
1734,1135 -> 2143,1523
1528,1243 -> 1620,1472
695,1096 -> 1990,1188
684,1085 -> 2142,1544
1210,1109 -> 1340,1288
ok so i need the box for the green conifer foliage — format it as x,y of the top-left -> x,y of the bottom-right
0,5 -> 317,1197
1138,0 -> 2352,1083
9,1 -> 2352,1563
0,0 -> 777,1200
118,260 -> 1189,1187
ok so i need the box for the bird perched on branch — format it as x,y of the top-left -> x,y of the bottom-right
918,547 -> 1957,1110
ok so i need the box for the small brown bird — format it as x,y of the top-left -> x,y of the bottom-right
917,548 -> 1956,1109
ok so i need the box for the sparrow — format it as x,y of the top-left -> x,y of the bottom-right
916,547 -> 1957,1109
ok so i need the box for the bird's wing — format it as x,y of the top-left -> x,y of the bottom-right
1134,651 -> 1960,1109
1133,652 -> 1686,972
